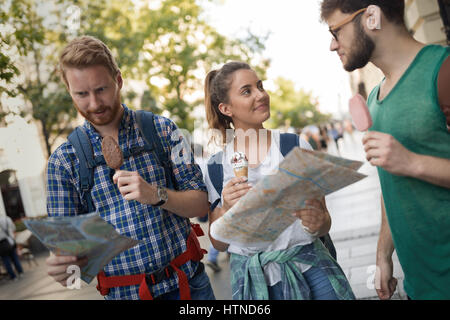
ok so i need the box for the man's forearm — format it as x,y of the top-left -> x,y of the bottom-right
318,213 -> 332,238
208,206 -> 229,252
163,189 -> 209,218
376,196 -> 395,261
318,197 -> 332,237
409,153 -> 450,188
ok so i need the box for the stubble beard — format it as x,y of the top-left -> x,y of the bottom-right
74,92 -> 122,127
344,20 -> 376,72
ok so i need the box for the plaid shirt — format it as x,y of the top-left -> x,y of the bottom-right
46,105 -> 207,299
230,239 -> 355,300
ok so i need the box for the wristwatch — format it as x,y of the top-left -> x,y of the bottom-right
153,186 -> 168,206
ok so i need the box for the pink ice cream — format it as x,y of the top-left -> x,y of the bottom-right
349,94 -> 373,131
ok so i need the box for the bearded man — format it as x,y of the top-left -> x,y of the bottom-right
321,0 -> 450,300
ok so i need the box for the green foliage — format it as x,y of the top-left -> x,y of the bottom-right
140,90 -> 160,114
0,0 -> 74,157
73,0 -> 143,75
0,0 -> 141,156
0,0 -> 44,99
266,77 -> 331,129
134,0 -> 269,131
2,0 -> 270,155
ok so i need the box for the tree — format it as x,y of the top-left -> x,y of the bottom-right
266,77 -> 331,130
73,0 -> 143,77
0,0 -> 139,156
134,0 -> 269,131
0,0 -> 78,157
2,0 -> 270,156
0,0 -> 44,117
76,0 -> 269,131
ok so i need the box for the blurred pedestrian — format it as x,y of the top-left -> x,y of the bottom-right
319,125 -> 329,150
321,0 -> 450,299
329,122 -> 342,155
0,215 -> 23,281
339,119 -> 365,160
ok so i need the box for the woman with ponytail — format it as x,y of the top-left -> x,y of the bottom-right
202,61 -> 354,300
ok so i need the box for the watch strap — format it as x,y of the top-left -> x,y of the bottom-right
153,199 -> 166,206
153,186 -> 167,207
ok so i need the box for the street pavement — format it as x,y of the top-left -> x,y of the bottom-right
0,131 -> 407,300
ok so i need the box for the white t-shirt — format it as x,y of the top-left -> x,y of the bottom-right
202,130 -> 317,285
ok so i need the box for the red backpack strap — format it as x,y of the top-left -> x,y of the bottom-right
96,271 -> 154,300
191,222 -> 204,237
170,229 -> 207,300
96,227 -> 206,300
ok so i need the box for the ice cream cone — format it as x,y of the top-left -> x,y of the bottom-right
234,166 -> 248,178
231,151 -> 248,179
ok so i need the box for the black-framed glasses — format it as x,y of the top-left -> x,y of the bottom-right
329,8 -> 367,41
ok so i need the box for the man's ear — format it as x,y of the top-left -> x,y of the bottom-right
218,102 -> 233,118
366,5 -> 381,30
116,72 -> 123,89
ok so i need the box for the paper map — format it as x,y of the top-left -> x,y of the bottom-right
210,148 -> 367,247
24,212 -> 140,283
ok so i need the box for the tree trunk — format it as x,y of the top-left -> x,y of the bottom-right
40,118 -> 51,158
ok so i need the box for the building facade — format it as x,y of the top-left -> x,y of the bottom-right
0,115 -> 48,220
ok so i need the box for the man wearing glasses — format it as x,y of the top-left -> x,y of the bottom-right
320,1 -> 450,300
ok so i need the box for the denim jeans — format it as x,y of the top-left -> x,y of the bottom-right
0,245 -> 23,280
207,245 -> 220,263
155,263 -> 216,300
268,265 -> 339,300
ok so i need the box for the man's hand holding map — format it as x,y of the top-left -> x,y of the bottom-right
24,212 -> 139,283
210,147 -> 367,247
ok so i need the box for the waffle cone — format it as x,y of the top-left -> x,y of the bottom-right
234,166 -> 248,178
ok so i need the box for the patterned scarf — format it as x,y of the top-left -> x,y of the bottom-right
230,239 -> 355,300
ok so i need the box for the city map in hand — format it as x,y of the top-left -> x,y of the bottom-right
210,148 -> 367,247
24,212 -> 140,283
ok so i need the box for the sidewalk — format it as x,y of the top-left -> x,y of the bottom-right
0,252 -> 101,300
332,227 -> 406,300
0,228 -> 231,300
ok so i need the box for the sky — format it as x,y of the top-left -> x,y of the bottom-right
201,0 -> 353,118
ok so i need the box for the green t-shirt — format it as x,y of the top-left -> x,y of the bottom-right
367,44 -> 450,300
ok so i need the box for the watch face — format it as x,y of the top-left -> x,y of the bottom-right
158,187 -> 168,202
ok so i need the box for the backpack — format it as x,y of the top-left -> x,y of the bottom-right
206,132 -> 337,260
67,110 -> 177,214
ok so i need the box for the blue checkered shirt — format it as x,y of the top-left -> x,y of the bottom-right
46,105 -> 207,299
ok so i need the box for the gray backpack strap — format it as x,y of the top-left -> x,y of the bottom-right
67,127 -> 96,214
207,151 -> 224,212
136,110 -> 177,190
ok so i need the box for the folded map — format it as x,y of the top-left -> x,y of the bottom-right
210,148 -> 367,247
24,212 -> 140,283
